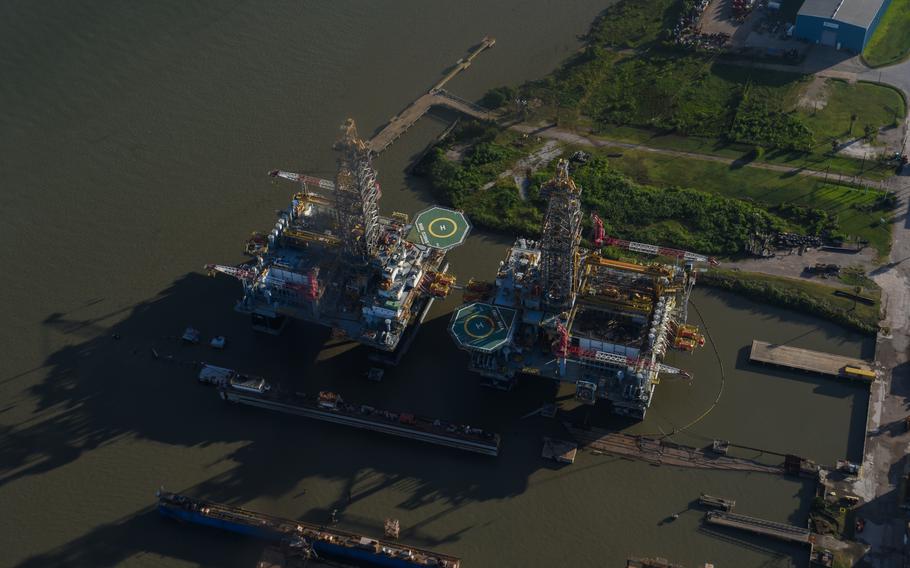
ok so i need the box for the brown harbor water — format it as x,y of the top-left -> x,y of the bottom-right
0,2 -> 874,566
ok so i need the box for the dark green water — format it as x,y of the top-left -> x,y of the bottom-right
0,2 -> 873,566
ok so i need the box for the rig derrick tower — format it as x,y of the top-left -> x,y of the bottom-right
539,159 -> 582,313
334,119 -> 381,264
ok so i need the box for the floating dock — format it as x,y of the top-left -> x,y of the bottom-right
749,340 -> 876,381
157,491 -> 460,568
698,493 -> 736,512
627,558 -> 684,568
705,511 -> 811,545
567,426 -> 784,474
541,437 -> 577,464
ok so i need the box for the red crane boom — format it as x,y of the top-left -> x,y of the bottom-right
268,169 -> 336,191
602,235 -> 717,265
590,213 -> 605,247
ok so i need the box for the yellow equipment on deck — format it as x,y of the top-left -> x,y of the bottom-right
843,366 -> 875,380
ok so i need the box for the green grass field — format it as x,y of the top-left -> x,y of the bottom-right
799,80 -> 906,148
863,0 -> 910,67
527,59 -> 904,180
577,122 -> 896,180
516,0 -> 907,180
593,145 -> 894,255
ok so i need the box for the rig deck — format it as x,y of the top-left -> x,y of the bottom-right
749,340 -> 876,381
448,161 -> 711,420
207,120 -> 470,358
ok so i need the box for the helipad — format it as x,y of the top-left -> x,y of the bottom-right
409,206 -> 471,250
449,302 -> 516,353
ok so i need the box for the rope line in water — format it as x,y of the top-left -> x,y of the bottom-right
647,298 -> 726,439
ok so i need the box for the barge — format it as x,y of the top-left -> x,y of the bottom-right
156,490 -> 460,568
218,376 -> 501,456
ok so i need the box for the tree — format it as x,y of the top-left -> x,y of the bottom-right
849,113 -> 858,135
863,124 -> 876,142
480,86 -> 516,110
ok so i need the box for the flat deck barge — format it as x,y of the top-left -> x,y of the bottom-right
698,493 -> 736,511
705,511 -> 811,544
567,425 -> 784,474
157,491 -> 460,568
749,340 -> 876,381
219,379 -> 500,456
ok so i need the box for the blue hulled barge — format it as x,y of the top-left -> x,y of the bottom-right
157,490 -> 460,568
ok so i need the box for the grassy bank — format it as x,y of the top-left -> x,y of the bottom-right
699,268 -> 881,334
590,144 -> 895,256
863,0 -> 910,67
416,124 -> 544,235
420,128 -> 793,255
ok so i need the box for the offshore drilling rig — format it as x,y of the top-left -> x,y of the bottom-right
207,119 -> 470,362
450,160 -> 713,419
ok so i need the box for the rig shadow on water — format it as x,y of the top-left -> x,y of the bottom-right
4,271 -> 575,567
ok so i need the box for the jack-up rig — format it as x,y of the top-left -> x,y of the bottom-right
449,160 -> 714,419
207,119 -> 470,363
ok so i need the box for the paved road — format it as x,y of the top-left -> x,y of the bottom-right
852,171 -> 910,568
790,47 -> 910,568
716,246 -> 878,285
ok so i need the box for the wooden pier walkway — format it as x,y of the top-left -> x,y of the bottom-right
566,426 -> 784,475
705,511 -> 812,545
367,37 -> 498,154
749,340 -> 876,381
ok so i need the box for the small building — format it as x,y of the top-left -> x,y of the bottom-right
794,0 -> 892,52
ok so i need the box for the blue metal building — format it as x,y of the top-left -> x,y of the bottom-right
794,0 -> 892,52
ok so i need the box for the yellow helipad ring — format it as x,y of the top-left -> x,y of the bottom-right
427,217 -> 458,239
464,315 -> 495,339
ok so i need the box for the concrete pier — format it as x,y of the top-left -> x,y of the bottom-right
749,340 -> 876,381
367,37 -> 498,154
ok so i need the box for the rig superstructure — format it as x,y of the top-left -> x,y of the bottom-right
450,160 -> 713,419
207,119 -> 470,360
